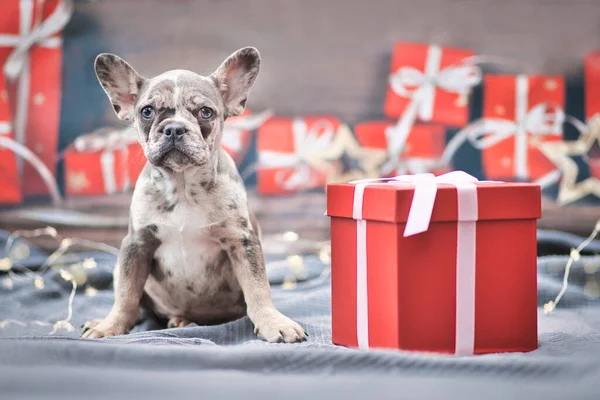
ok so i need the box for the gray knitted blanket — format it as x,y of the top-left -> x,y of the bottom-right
1,230 -> 599,399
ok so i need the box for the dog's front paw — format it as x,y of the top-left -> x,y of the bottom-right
81,318 -> 129,339
252,310 -> 307,343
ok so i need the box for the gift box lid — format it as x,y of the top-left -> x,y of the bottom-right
326,181 -> 541,223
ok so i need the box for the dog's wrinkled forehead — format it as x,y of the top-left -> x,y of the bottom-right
138,70 -> 223,112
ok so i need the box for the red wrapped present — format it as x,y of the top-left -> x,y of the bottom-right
326,172 -> 540,354
0,76 -> 20,204
354,121 -> 446,176
585,52 -> 600,121
384,42 -> 479,127
256,116 -> 340,194
0,0 -> 73,196
65,128 -> 134,196
477,75 -> 565,181
221,109 -> 272,165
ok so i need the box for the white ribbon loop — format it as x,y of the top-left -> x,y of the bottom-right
0,132 -> 62,205
258,118 -> 335,191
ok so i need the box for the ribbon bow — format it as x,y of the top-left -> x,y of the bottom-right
440,103 -> 566,180
351,171 -> 482,237
258,118 -> 335,191
389,62 -> 481,121
221,110 -> 272,153
2,0 -> 74,80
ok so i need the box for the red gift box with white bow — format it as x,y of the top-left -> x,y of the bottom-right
256,116 -> 340,194
326,172 -> 540,355
480,75 -> 565,182
63,128 -> 135,196
384,42 -> 479,127
0,0 -> 72,196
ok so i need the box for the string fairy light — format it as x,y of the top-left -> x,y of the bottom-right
544,218 -> 600,313
0,225 -> 331,334
0,226 -> 119,334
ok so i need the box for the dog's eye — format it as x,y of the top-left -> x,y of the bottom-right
199,107 -> 213,120
141,106 -> 155,120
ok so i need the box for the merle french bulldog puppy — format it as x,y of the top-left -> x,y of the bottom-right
82,47 -> 306,343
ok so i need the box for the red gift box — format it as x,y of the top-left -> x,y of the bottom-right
384,42 -> 478,127
63,146 -> 129,197
0,74 -> 21,204
354,121 -> 446,176
585,52 -> 600,121
0,0 -> 72,196
480,75 -> 565,181
257,116 -> 340,194
326,172 -> 540,354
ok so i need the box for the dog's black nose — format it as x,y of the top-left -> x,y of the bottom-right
163,123 -> 186,138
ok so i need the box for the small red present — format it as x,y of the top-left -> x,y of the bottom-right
326,172 -> 540,354
354,121 -> 446,176
256,116 -> 340,194
0,80 -> 20,204
585,52 -> 600,121
0,0 -> 73,196
478,75 -> 565,181
221,109 -> 271,165
64,128 -> 134,196
384,42 -> 479,127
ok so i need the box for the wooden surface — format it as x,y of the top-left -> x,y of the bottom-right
0,190 -> 598,252
0,190 -> 330,251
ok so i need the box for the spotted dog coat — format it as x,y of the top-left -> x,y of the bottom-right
82,48 -> 306,343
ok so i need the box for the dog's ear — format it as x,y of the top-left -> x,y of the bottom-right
95,53 -> 146,121
211,47 -> 260,118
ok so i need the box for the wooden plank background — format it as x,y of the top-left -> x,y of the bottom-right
60,0 -> 600,147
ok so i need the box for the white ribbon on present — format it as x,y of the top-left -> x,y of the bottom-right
69,126 -> 136,194
258,118 -> 335,191
440,99 -> 565,180
0,0 -> 74,170
350,171 -> 496,355
0,119 -> 62,204
383,45 -> 481,174
221,110 -> 273,153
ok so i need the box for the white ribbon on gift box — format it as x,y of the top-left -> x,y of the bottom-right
440,99 -> 566,181
68,126 -> 136,194
350,171 -> 497,355
221,110 -> 273,153
258,118 -> 335,191
383,45 -> 481,175
0,0 -> 74,172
